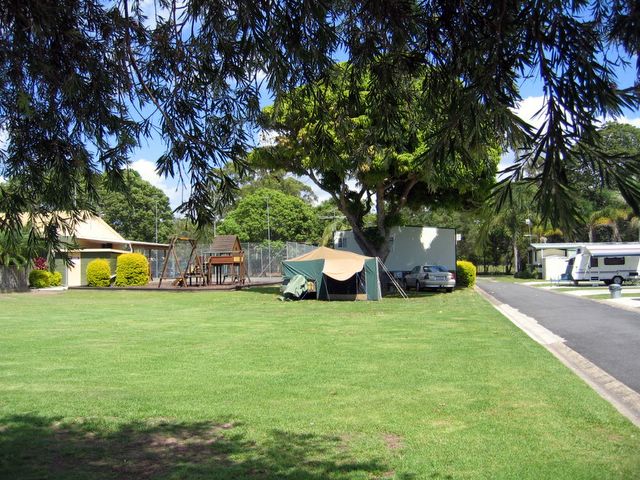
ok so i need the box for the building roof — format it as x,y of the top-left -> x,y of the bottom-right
530,242 -> 640,252
210,235 -> 242,252
16,212 -> 169,249
529,242 -> 586,250
584,243 -> 640,257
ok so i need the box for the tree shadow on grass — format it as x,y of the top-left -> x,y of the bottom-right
0,414 -> 405,479
242,286 -> 281,295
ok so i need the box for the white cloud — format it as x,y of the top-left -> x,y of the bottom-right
512,95 -> 640,131
511,95 -> 547,131
131,158 -> 188,210
258,129 -> 278,147
616,116 -> 640,128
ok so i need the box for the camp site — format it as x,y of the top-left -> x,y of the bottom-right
3,4 -> 640,477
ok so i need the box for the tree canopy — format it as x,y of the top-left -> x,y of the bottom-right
97,170 -> 174,243
217,188 -> 321,243
254,63 -> 501,257
0,0 -> 638,254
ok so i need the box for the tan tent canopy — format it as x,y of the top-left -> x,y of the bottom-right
288,246 -> 372,281
284,246 -> 381,300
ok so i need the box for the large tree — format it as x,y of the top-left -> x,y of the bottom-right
217,188 -> 321,243
97,171 -> 174,243
254,64 -> 501,258
1,1 -> 638,254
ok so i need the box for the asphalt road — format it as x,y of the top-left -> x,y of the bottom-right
477,278 -> 640,393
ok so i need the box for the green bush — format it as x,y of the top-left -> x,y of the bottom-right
50,271 -> 63,287
115,253 -> 149,286
86,259 -> 111,287
456,260 -> 477,288
29,269 -> 51,288
514,269 -> 540,279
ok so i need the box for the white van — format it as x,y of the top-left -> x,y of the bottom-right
568,244 -> 640,285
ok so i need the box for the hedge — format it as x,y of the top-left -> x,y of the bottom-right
50,271 -> 63,287
87,259 -> 112,287
115,253 -> 149,286
456,260 -> 477,288
29,269 -> 51,288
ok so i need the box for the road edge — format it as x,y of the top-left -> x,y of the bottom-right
475,284 -> 640,428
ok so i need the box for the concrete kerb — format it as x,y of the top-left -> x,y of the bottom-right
475,285 -> 640,428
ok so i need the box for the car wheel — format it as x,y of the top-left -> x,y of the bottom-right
446,287 -> 453,293
612,276 -> 624,285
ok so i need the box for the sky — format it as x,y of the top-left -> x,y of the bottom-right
121,1 -> 640,208
1,5 -> 638,208
128,66 -> 640,209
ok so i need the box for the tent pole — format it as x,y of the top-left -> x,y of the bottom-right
377,257 -> 408,299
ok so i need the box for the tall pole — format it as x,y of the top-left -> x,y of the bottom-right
155,201 -> 158,279
266,195 -> 271,276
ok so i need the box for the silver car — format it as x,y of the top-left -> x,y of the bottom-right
403,265 -> 455,292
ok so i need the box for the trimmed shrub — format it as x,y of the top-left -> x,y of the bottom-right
514,269 -> 536,279
87,259 -> 111,287
456,260 -> 477,288
50,271 -> 63,287
29,269 -> 51,288
115,253 -> 149,286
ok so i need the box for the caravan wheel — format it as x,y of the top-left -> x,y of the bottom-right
612,276 -> 624,285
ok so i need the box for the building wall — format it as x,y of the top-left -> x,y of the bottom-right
53,257 -> 68,286
55,251 -> 121,286
334,226 -> 457,272
80,252 -> 120,286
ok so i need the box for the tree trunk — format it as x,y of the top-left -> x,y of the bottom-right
513,237 -> 519,273
349,222 -> 391,260
612,222 -> 622,242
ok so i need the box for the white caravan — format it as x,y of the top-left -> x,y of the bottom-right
568,244 -> 640,285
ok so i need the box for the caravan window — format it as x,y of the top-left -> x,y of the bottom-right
590,257 -> 599,268
604,257 -> 625,266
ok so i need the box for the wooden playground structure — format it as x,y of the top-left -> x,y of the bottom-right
158,235 -> 250,288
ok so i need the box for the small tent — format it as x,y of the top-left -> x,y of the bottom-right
282,247 -> 381,300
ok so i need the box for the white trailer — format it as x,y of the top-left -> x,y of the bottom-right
333,226 -> 457,273
568,244 -> 640,285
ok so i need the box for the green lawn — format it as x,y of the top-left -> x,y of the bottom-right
0,288 -> 638,479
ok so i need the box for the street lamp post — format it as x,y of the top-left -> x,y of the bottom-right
154,201 -> 159,279
266,195 -> 271,276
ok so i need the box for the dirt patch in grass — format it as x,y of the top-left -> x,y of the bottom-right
383,433 -> 404,451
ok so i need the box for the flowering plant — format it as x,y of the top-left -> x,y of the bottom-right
33,257 -> 48,270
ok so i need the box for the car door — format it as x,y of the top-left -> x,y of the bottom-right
407,266 -> 420,287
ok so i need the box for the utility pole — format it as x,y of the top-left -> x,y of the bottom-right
154,201 -> 159,278
266,195 -> 271,276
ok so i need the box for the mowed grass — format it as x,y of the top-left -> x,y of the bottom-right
0,288 -> 638,479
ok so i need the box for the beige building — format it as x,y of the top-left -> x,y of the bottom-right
51,213 -> 169,286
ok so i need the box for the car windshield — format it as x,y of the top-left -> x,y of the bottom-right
422,265 -> 448,273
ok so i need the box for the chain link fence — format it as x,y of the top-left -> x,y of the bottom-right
144,241 -> 316,280
241,242 -> 316,278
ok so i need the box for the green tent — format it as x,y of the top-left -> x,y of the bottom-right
282,247 -> 381,300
